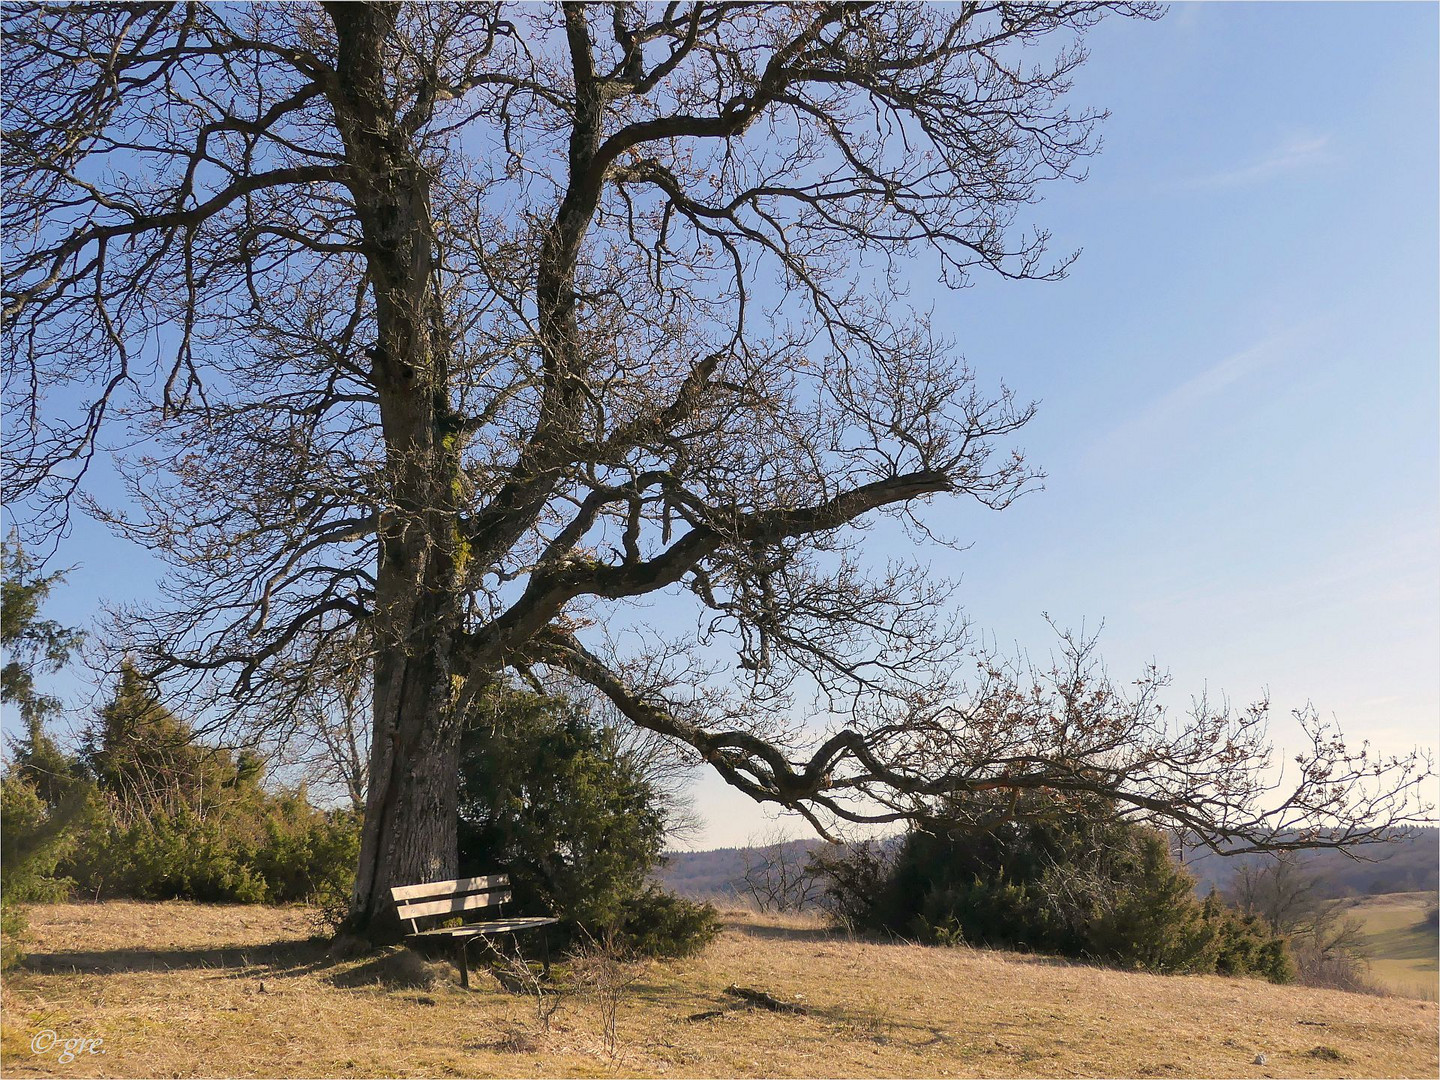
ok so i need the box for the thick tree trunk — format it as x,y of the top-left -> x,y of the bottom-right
324,2 -> 609,941
348,588 -> 465,941
323,3 -> 475,942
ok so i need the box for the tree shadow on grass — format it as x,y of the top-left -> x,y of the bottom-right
725,921 -> 840,944
21,937 -> 333,978
1367,922 -> 1440,962
723,919 -> 971,950
329,947 -> 458,990
622,975 -> 716,1014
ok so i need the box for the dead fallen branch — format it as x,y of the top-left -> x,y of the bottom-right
686,984 -> 811,1022
686,1007 -> 731,1022
723,985 -> 809,1014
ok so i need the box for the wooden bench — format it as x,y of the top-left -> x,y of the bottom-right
390,874 -> 559,989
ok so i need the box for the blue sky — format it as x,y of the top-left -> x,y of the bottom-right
683,2 -> 1440,846
7,3 -> 1438,850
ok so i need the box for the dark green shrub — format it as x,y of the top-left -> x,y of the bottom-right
0,774 -> 86,967
64,791 -> 360,906
812,792 -> 1293,981
5,668 -> 361,910
808,839 -> 900,931
1,776 -> 80,901
881,798 -> 1228,970
1,535 -> 86,966
1079,829 -> 1221,973
0,896 -> 26,972
612,885 -> 722,958
248,793 -> 361,906
69,806 -> 269,902
1202,891 -> 1294,982
457,683 -> 713,957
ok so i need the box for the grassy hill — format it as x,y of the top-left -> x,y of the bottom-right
2,901 -> 1436,1078
1341,891 -> 1438,1000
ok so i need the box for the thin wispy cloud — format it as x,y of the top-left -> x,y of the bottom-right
1085,324 -> 1316,468
1182,134 -> 1334,190
1130,517 -> 1440,629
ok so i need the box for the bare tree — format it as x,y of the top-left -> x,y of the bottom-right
3,3 -> 1431,939
739,827 -> 823,913
1229,851 -> 1373,991
571,929 -> 644,1060
483,935 -> 566,1036
283,634 -> 372,813
1230,851 -> 1319,935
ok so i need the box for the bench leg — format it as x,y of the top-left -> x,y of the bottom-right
457,937 -> 470,990
541,928 -> 551,980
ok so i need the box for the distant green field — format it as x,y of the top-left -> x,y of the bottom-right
1339,891 -> 1438,999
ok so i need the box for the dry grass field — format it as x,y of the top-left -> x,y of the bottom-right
2,901 -> 1436,1079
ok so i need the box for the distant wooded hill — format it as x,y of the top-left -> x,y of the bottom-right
1180,827 -> 1438,899
658,840 -> 823,899
658,828 -> 1438,901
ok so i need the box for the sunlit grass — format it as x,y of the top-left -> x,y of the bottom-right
2,901 -> 1436,1078
1340,891 -> 1438,1001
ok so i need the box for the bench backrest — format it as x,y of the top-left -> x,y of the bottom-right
390,874 -> 512,935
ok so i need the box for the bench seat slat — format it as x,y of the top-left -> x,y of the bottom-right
396,890 -> 511,920
390,875 -> 508,902
407,916 -> 560,938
